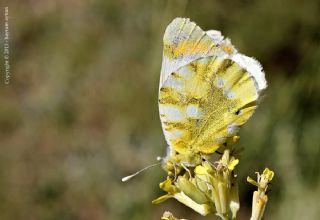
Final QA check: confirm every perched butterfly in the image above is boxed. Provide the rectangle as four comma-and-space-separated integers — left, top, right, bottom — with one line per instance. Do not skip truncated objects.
123, 17, 267, 216
158, 17, 266, 173
149, 17, 267, 216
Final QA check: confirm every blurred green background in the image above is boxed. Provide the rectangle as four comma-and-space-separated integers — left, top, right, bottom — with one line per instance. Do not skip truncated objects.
0, 0, 319, 219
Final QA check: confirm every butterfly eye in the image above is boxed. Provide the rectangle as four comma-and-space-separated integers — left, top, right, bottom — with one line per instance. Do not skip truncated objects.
235, 109, 241, 115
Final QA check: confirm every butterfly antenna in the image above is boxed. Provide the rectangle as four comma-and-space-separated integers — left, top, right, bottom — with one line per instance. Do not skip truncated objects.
121, 161, 162, 182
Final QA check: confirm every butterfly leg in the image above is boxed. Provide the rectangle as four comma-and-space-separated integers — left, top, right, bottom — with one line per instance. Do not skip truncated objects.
173, 163, 178, 182
181, 163, 192, 180
201, 155, 215, 168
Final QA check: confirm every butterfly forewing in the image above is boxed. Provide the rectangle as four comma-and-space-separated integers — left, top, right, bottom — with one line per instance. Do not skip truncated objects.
160, 18, 220, 88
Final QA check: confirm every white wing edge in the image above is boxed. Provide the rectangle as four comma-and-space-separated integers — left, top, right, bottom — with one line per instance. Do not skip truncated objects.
206, 30, 224, 44
230, 53, 267, 92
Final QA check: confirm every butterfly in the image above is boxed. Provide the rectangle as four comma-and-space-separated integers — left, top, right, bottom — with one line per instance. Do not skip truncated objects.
158, 17, 266, 177
123, 17, 267, 216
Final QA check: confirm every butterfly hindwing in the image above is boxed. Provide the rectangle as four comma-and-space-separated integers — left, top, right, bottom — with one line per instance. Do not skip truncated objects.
159, 56, 260, 155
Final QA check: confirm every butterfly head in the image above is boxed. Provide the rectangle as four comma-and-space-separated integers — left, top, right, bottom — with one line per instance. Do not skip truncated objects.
161, 145, 203, 177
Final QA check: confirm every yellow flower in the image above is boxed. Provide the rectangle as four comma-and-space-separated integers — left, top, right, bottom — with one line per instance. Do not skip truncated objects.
247, 168, 275, 220
154, 149, 240, 219
247, 168, 274, 190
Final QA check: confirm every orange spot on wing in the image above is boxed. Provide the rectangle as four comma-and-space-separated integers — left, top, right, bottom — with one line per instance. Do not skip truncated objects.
174, 41, 209, 57
221, 44, 234, 55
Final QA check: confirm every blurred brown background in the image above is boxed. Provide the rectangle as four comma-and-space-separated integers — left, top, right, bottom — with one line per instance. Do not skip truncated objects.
0, 0, 319, 219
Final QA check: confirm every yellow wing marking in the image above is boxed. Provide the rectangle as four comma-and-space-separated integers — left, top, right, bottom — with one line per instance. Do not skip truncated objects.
164, 40, 214, 59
